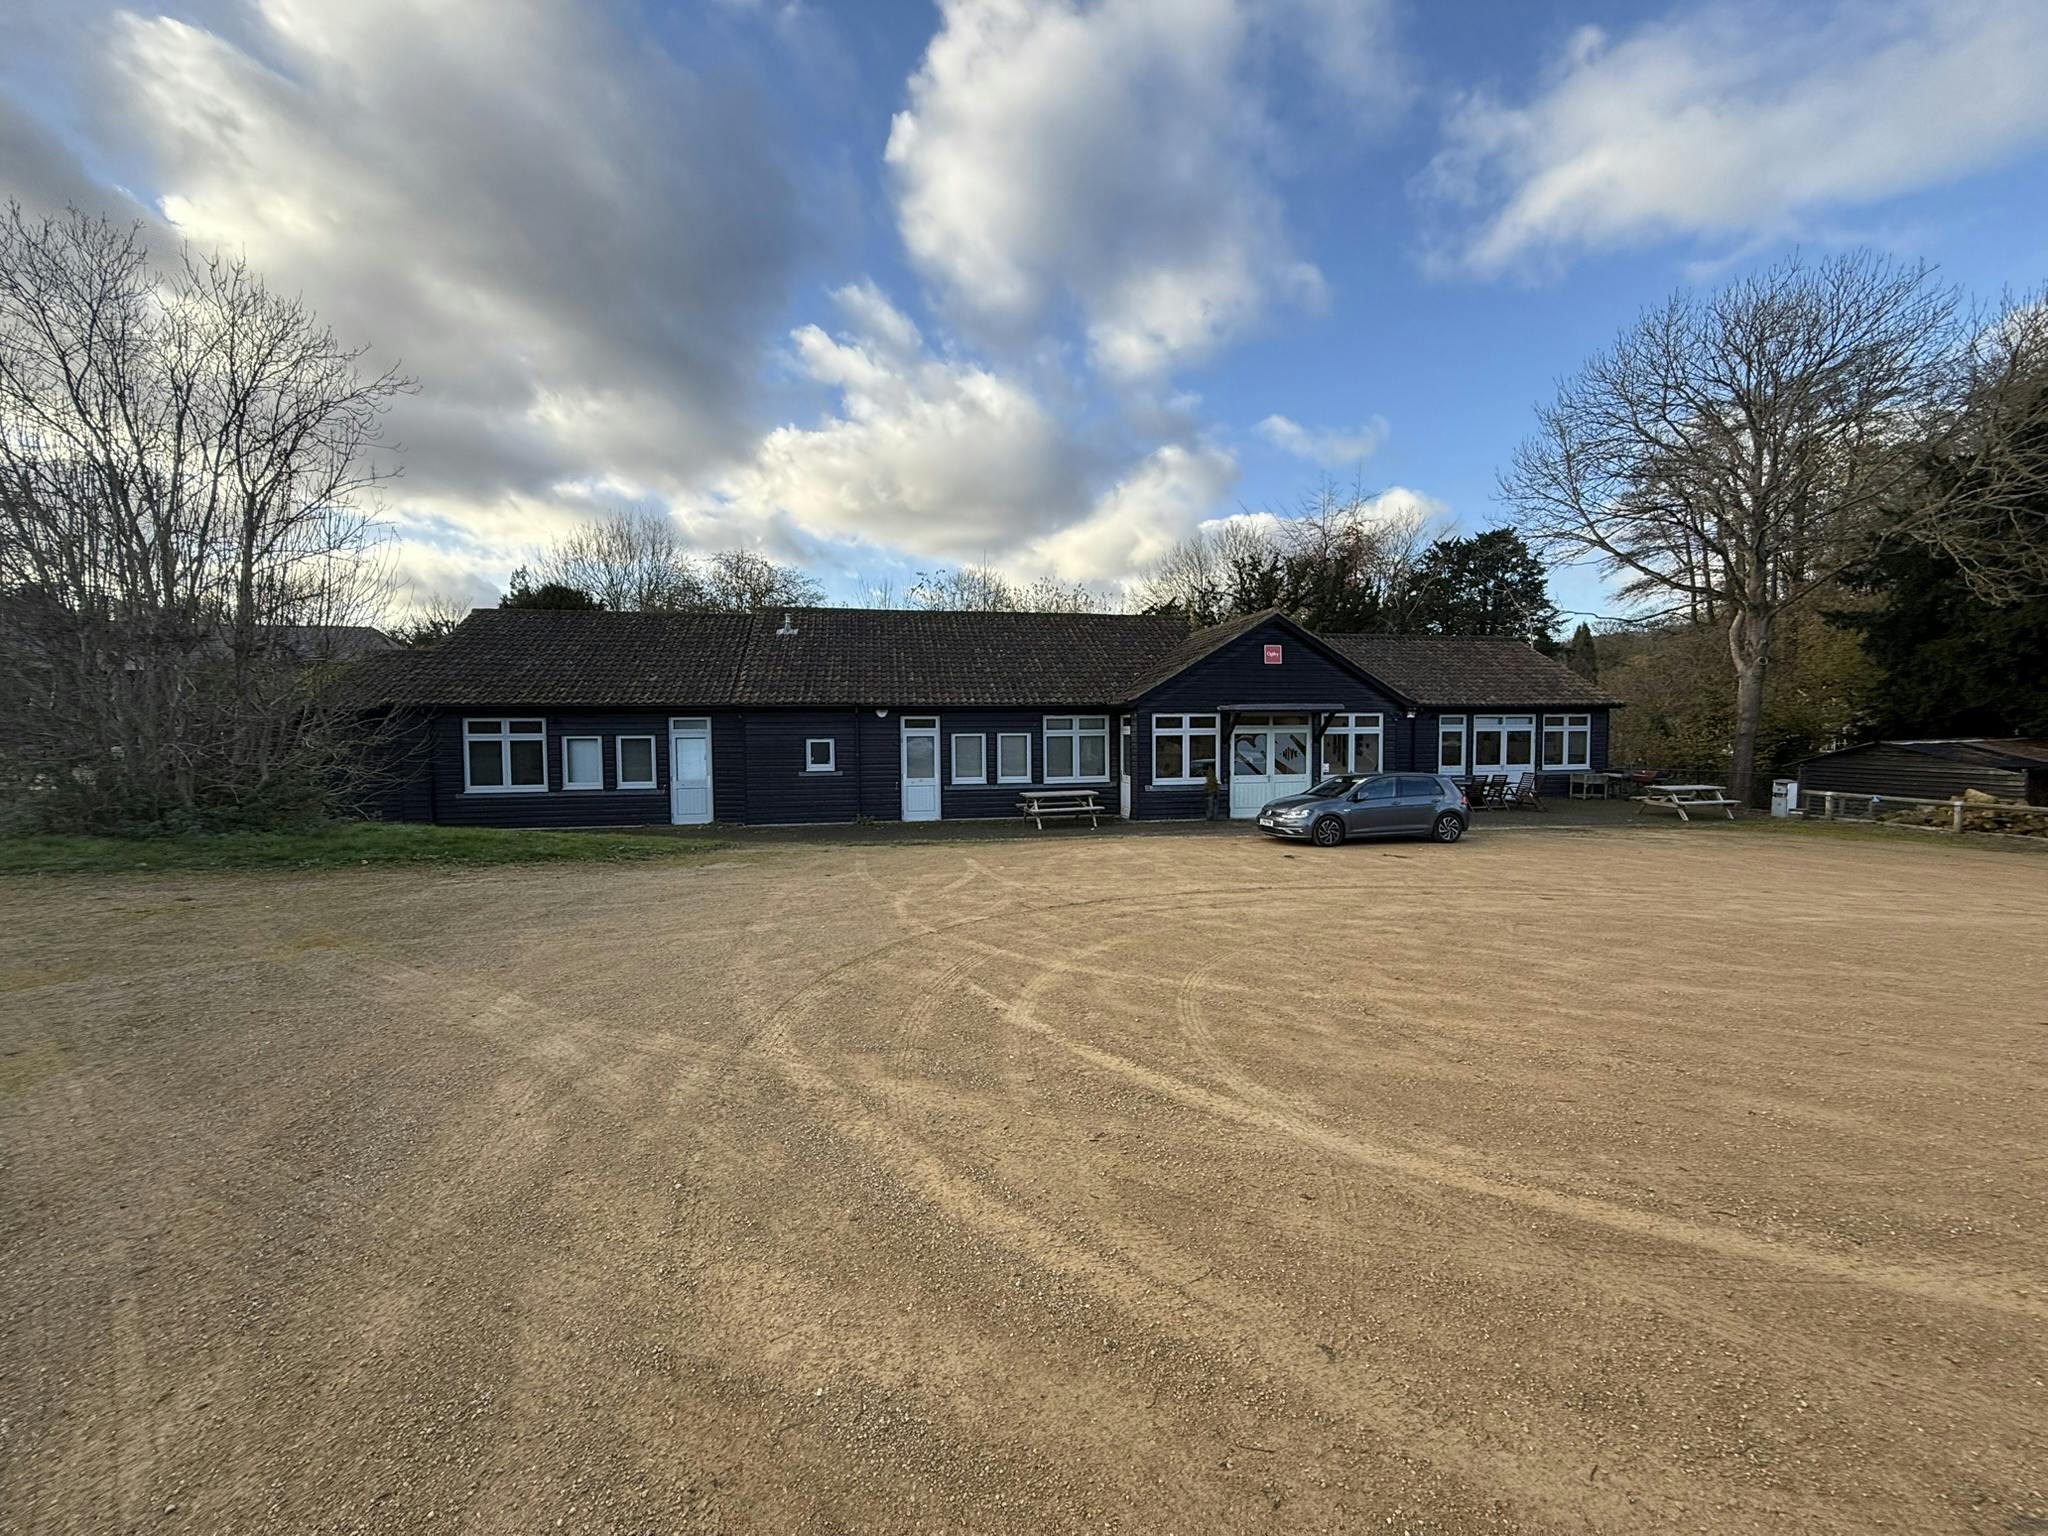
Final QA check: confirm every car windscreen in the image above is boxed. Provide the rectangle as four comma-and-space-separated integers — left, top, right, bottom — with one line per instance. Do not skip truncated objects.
1307, 776, 1359, 798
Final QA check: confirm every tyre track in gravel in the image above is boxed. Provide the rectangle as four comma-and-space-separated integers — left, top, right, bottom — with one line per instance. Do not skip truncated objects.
740, 878, 1853, 1530
794, 861, 2046, 1324
740, 910, 1636, 1532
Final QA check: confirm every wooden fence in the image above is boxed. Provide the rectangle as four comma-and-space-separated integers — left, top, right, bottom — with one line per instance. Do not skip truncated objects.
1805, 791, 2048, 835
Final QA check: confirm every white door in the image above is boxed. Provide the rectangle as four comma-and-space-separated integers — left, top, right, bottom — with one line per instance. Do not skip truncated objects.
1118, 717, 1132, 818
901, 717, 940, 822
1228, 725, 1311, 818
669, 719, 712, 825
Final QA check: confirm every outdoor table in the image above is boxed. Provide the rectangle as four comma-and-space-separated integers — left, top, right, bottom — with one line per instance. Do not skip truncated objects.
1636, 783, 1738, 822
1568, 771, 1610, 800
1017, 788, 1103, 830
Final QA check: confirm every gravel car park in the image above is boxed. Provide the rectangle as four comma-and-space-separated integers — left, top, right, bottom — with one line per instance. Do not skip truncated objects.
4, 828, 2044, 1533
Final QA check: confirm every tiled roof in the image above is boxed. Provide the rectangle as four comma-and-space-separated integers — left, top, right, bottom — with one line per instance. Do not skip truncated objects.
735, 608, 1186, 706
364, 609, 753, 706
1322, 633, 1622, 707
360, 607, 1625, 711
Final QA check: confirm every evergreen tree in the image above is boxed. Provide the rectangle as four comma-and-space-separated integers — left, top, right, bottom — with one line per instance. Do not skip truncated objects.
500, 566, 601, 610
1400, 530, 1560, 642
1835, 543, 2048, 737
1564, 622, 1600, 681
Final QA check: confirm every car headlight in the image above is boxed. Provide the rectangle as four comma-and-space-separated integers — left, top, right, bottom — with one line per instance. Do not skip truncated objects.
1273, 805, 1311, 819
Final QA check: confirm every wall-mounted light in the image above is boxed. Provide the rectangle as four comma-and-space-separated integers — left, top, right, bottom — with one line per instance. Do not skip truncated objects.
875, 708, 890, 718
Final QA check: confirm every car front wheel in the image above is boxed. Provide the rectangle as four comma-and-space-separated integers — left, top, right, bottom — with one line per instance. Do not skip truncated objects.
1312, 815, 1346, 847
1433, 813, 1464, 844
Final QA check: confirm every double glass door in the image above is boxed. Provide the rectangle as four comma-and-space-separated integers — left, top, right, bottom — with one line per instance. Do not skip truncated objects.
1228, 718, 1310, 818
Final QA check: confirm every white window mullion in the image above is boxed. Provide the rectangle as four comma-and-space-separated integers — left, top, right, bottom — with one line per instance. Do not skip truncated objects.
463, 717, 548, 793
1045, 715, 1110, 783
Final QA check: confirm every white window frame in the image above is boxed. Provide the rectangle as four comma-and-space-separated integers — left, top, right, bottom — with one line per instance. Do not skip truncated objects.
996, 732, 1032, 784
1474, 713, 1537, 772
951, 733, 987, 785
804, 738, 836, 773
1437, 715, 1467, 775
1318, 713, 1384, 777
1150, 712, 1220, 785
462, 717, 549, 794
1542, 713, 1592, 771
616, 735, 657, 790
1043, 715, 1110, 784
562, 734, 604, 791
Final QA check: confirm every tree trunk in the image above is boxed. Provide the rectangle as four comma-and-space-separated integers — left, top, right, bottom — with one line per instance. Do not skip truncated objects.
1727, 607, 1775, 804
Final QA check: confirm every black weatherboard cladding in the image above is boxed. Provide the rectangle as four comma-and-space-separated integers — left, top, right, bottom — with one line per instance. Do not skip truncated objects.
427, 709, 745, 827
1131, 619, 1412, 820
367, 606, 1616, 826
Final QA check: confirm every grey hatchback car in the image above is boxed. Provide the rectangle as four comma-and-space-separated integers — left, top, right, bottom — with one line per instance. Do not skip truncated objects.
1256, 772, 1469, 846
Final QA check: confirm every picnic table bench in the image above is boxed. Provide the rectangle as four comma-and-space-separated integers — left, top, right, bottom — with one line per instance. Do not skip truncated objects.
1635, 783, 1739, 822
1018, 787, 1103, 830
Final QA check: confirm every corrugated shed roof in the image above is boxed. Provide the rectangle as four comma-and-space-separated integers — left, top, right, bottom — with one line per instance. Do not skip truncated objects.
1322, 633, 1622, 707
1888, 738, 2048, 770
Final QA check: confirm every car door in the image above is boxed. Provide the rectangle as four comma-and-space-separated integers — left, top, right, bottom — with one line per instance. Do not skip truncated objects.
1344, 775, 1401, 835
1396, 775, 1446, 832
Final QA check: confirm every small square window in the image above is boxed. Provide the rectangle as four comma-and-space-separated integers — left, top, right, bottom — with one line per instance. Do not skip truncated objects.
617, 735, 657, 789
997, 733, 1030, 783
952, 734, 986, 784
563, 736, 603, 790
805, 738, 836, 772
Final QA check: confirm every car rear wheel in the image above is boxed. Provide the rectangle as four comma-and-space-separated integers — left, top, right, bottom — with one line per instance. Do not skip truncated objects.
1312, 815, 1345, 847
1433, 813, 1464, 844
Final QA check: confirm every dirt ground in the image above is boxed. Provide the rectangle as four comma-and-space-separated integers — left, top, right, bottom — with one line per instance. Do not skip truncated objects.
2, 824, 2044, 1535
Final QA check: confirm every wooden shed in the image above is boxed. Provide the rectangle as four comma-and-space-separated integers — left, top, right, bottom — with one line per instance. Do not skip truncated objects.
1793, 738, 2048, 806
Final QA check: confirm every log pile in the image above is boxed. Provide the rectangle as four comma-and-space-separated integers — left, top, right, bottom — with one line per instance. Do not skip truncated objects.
1881, 788, 2048, 838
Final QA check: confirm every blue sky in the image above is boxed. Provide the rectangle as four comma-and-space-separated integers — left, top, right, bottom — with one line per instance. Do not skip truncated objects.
4, 0, 2047, 624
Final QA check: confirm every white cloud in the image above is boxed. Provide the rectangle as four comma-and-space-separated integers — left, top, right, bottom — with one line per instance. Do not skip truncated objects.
715, 285, 1091, 558
1349, 484, 1449, 527
1255, 413, 1389, 467
885, 0, 1400, 380
1423, 0, 2048, 275
1023, 442, 1240, 582
85, 0, 808, 506
712, 280, 1252, 585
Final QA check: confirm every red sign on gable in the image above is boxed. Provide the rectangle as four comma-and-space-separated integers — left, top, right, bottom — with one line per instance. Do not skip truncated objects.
1263, 643, 1283, 665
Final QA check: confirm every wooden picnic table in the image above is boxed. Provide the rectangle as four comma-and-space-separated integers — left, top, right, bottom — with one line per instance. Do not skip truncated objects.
1636, 783, 1738, 822
1017, 787, 1103, 830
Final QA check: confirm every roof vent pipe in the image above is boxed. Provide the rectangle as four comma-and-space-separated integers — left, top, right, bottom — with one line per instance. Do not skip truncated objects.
776, 613, 797, 637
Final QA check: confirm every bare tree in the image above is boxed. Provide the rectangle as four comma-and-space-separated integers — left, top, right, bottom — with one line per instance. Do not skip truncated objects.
386, 591, 472, 648
0, 204, 410, 829
1500, 252, 2046, 800
534, 504, 706, 611
901, 562, 1104, 613
1135, 477, 1433, 631
907, 562, 1016, 612
1917, 291, 2048, 600
701, 548, 823, 611
1135, 517, 1278, 624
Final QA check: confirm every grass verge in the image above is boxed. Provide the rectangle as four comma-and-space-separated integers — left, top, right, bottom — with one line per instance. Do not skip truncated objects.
0, 821, 733, 875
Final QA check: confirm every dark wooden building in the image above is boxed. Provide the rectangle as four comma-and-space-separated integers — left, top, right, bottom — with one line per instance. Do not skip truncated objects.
1793, 738, 2048, 806
363, 606, 1618, 828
